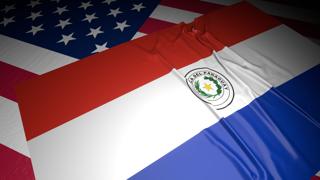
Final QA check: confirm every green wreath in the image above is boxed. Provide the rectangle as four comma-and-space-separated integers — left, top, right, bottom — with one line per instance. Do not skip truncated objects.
194, 76, 222, 99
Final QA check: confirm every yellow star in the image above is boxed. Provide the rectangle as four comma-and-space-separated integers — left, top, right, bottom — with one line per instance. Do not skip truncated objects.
203, 83, 213, 91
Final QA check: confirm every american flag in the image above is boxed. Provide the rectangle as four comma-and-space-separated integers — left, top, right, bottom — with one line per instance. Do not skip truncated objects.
0, 0, 319, 179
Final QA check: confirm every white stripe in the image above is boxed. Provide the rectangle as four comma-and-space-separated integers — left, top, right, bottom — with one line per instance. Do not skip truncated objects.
177, 25, 319, 119
28, 71, 217, 180
0, 96, 30, 157
230, 25, 320, 86
150, 5, 201, 24
247, 0, 320, 24
131, 32, 146, 40
316, 170, 320, 177
309, 38, 320, 45
0, 35, 77, 75
201, 0, 240, 6
27, 25, 320, 179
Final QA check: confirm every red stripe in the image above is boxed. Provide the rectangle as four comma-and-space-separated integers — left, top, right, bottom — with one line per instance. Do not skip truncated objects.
0, 61, 38, 102
193, 2, 280, 46
275, 16, 320, 39
311, 176, 320, 180
0, 144, 35, 180
160, 0, 223, 14
139, 18, 176, 34
197, 0, 320, 41
16, 2, 280, 140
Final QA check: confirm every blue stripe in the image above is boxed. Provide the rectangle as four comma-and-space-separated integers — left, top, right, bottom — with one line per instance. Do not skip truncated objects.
131, 65, 320, 180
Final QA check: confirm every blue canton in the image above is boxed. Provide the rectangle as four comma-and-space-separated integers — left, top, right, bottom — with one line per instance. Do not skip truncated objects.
0, 0, 159, 58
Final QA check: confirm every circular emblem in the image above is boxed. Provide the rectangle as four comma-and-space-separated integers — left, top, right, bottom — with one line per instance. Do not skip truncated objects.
185, 68, 234, 110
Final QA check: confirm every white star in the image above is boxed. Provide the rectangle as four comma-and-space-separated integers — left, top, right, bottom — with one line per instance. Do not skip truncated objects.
26, 24, 44, 35
0, 16, 15, 27
131, 3, 145, 12
102, 0, 116, 5
82, 13, 98, 23
26, 11, 42, 21
78, 1, 93, 10
27, 0, 41, 8
86, 26, 103, 38
114, 20, 130, 32
1, 4, 15, 13
55, 18, 71, 29
57, 33, 76, 45
53, 6, 68, 15
92, 42, 108, 53
108, 8, 122, 17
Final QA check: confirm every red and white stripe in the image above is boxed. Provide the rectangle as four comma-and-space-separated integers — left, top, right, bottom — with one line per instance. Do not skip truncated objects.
311, 171, 320, 180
